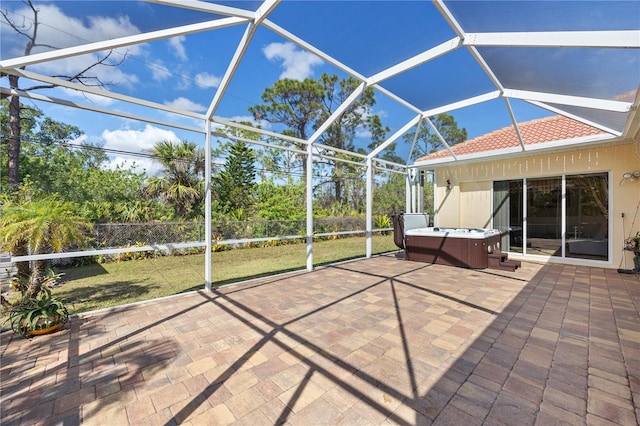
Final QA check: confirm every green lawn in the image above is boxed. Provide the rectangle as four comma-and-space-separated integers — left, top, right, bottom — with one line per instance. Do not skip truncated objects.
53, 235, 398, 314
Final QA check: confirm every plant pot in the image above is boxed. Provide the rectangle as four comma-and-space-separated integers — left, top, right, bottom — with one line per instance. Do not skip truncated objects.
26, 322, 63, 336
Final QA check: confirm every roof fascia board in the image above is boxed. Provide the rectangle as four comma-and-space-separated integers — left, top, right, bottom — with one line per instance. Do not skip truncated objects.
525, 100, 622, 136
5, 68, 206, 120
0, 17, 247, 70
464, 30, 640, 48
368, 114, 422, 159
367, 37, 461, 85
423, 90, 501, 116
0, 86, 204, 134
522, 134, 616, 152
262, 19, 367, 81
307, 82, 367, 145
504, 89, 631, 113
146, 0, 257, 19
414, 133, 616, 168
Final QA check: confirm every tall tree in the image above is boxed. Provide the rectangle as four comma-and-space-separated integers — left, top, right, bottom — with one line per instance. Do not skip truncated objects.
214, 141, 256, 218
404, 113, 468, 161
1, 0, 125, 190
142, 140, 205, 219
250, 73, 382, 206
249, 78, 324, 177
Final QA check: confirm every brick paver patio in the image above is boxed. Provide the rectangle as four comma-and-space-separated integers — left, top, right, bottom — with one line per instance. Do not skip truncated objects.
1, 254, 639, 425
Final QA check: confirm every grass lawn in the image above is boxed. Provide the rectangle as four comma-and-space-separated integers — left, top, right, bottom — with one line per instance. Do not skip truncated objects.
52, 234, 398, 314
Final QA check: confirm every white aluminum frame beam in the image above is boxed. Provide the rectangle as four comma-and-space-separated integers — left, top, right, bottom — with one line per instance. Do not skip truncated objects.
367, 37, 461, 85
5, 68, 206, 120
504, 89, 632, 113
424, 117, 457, 160
207, 0, 280, 117
368, 114, 422, 159
0, 87, 204, 134
503, 98, 526, 151
525, 100, 622, 136
262, 20, 367, 81
464, 30, 640, 48
0, 17, 247, 70
423, 90, 502, 117
146, 0, 257, 20
306, 82, 367, 145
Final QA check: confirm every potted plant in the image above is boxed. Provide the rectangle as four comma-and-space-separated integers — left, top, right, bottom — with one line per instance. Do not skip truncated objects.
624, 231, 640, 272
1, 194, 91, 336
7, 277, 69, 337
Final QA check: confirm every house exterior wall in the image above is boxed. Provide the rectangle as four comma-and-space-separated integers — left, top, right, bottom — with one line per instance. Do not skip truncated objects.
431, 141, 640, 268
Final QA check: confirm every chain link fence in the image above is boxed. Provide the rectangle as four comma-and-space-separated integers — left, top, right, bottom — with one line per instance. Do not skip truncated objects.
93, 217, 367, 248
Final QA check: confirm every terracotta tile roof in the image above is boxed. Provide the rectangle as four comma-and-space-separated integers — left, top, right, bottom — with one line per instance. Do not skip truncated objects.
416, 115, 607, 162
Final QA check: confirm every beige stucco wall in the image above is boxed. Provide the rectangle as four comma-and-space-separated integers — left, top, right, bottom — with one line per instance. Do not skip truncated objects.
430, 141, 640, 268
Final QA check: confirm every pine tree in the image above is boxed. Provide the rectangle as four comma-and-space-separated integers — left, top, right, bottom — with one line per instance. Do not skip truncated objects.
215, 141, 256, 217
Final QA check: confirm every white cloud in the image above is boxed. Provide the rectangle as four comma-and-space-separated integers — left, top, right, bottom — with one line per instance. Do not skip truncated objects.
169, 36, 188, 61
148, 61, 172, 81
195, 72, 222, 89
164, 97, 207, 113
263, 42, 323, 80
4, 4, 141, 87
101, 124, 181, 175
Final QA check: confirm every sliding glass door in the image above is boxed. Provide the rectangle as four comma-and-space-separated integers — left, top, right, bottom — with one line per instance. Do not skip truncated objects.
493, 173, 608, 261
565, 173, 608, 261
493, 180, 523, 253
527, 177, 562, 257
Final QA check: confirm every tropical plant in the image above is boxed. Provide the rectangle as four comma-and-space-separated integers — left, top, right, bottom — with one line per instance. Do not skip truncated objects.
0, 195, 92, 301
142, 140, 205, 219
374, 214, 392, 229
6, 276, 69, 338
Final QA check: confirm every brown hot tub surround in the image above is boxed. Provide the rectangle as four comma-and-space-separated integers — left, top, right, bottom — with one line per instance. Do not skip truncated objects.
393, 214, 520, 271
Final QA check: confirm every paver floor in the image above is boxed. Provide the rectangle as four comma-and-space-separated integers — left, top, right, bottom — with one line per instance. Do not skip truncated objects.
1, 254, 639, 425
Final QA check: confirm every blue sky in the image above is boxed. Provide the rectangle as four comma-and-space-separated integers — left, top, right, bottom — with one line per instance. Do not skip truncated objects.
1, 1, 638, 174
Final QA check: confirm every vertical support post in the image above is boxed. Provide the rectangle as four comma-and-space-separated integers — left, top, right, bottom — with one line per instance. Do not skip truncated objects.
204, 120, 212, 291
306, 143, 314, 271
365, 157, 373, 258
418, 171, 424, 213
410, 170, 417, 213
406, 169, 412, 213
561, 174, 566, 258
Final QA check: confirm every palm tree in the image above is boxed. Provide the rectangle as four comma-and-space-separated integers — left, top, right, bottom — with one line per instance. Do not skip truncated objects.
143, 140, 205, 219
0, 197, 92, 300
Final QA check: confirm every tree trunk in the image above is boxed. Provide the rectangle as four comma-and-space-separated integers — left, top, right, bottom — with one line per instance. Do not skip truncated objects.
26, 259, 48, 299
13, 240, 30, 293
7, 75, 21, 189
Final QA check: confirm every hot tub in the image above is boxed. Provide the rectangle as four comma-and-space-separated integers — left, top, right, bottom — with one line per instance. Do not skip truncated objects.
404, 227, 501, 269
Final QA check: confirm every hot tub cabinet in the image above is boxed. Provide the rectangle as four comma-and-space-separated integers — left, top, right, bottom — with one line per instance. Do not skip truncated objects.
405, 227, 501, 269
392, 214, 520, 271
